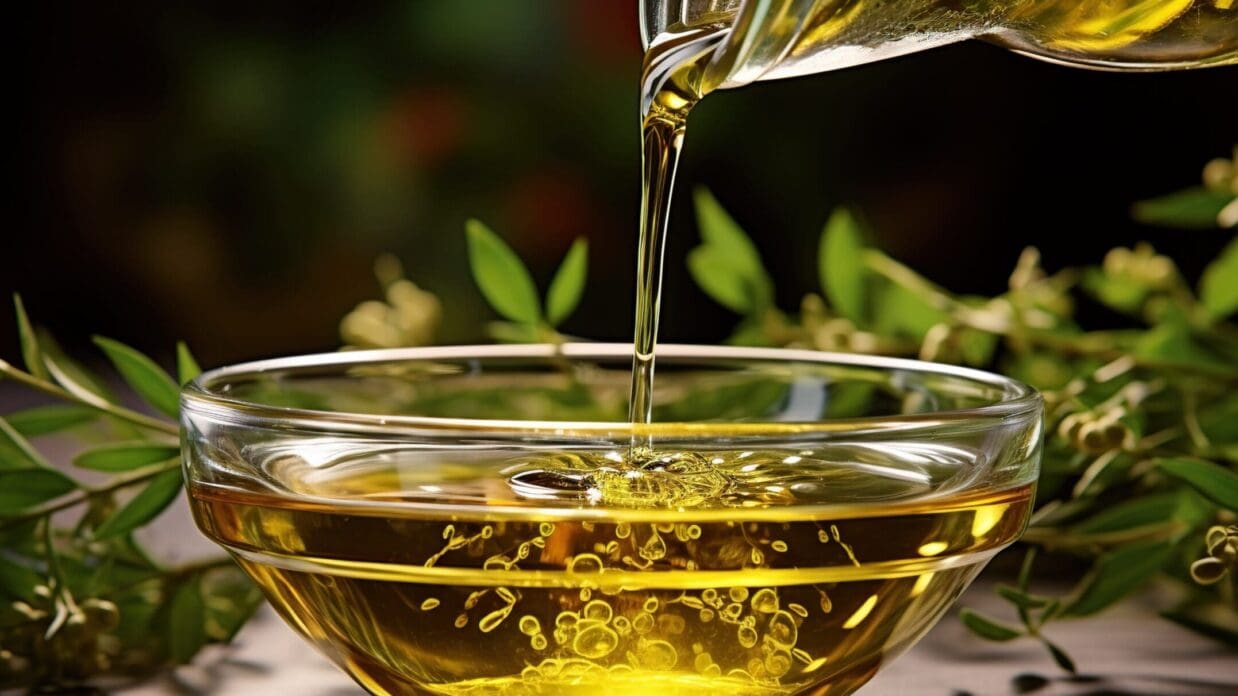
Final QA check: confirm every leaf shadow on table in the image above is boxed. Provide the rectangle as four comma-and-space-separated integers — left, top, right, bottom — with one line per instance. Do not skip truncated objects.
951, 671, 1238, 696
914, 615, 1236, 696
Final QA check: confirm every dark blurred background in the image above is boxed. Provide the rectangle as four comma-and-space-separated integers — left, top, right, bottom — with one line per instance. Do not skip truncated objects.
7, 1, 1236, 369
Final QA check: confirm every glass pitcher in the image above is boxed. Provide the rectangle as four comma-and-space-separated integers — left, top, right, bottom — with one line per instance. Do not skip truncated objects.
641, 0, 1237, 93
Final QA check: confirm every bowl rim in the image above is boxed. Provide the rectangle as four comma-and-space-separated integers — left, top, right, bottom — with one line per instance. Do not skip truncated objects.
181, 343, 1041, 437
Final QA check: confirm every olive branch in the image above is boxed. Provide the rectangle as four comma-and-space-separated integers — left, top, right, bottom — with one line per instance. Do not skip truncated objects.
0, 309, 261, 688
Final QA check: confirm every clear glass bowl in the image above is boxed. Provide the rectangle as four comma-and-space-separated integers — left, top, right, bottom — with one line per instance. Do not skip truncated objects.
182, 344, 1042, 696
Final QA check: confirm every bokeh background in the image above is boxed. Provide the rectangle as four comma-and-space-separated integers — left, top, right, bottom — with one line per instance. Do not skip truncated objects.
7, 0, 1236, 369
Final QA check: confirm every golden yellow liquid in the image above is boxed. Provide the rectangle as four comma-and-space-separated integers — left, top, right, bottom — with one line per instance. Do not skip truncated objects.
189, 444, 1034, 695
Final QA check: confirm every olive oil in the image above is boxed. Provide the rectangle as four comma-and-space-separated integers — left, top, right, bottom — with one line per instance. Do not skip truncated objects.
189, 443, 1035, 695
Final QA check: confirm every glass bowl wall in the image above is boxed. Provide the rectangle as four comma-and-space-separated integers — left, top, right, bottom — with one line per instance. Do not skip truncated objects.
182, 344, 1042, 696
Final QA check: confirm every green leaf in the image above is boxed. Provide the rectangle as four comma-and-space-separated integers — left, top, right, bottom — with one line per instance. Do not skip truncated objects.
94, 337, 182, 418
693, 188, 773, 312
465, 219, 542, 325
169, 576, 208, 664
0, 468, 77, 511
819, 208, 867, 322
177, 342, 203, 385
39, 332, 115, 405
74, 444, 180, 473
0, 554, 43, 602
959, 608, 1023, 641
1198, 392, 1238, 445
1133, 320, 1235, 375
1133, 187, 1233, 229
1041, 638, 1077, 674
1082, 267, 1148, 314
0, 416, 50, 470
1071, 490, 1209, 535
94, 468, 183, 539
874, 282, 949, 341
958, 327, 998, 367
1156, 458, 1238, 511
12, 294, 48, 380
996, 585, 1052, 610
202, 569, 263, 642
688, 246, 758, 314
1062, 540, 1174, 617
544, 238, 588, 326
1199, 236, 1238, 319
1017, 547, 1037, 591
7, 404, 98, 438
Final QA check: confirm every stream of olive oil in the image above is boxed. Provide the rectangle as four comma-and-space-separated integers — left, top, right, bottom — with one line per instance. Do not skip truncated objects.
190, 445, 1034, 695
627, 26, 725, 432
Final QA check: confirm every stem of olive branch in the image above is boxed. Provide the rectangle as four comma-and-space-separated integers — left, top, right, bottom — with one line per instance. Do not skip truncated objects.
0, 358, 179, 436
0, 459, 182, 530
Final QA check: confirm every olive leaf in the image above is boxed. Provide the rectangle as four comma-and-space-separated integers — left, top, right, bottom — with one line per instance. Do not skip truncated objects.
691, 188, 773, 314
1062, 540, 1175, 617
1133, 187, 1234, 229
0, 416, 52, 469
1199, 237, 1237, 319
41, 332, 115, 405
465, 219, 542, 325
819, 208, 867, 323
1042, 638, 1077, 674
94, 468, 184, 539
959, 608, 1023, 641
1156, 458, 1238, 511
94, 337, 182, 418
1133, 320, 1234, 374
0, 554, 43, 601
688, 245, 762, 314
13, 294, 49, 380
873, 281, 948, 340
1082, 267, 1149, 314
996, 585, 1052, 610
169, 576, 208, 664
75, 444, 180, 473
0, 468, 77, 511
203, 571, 263, 642
1071, 489, 1212, 536
545, 238, 588, 326
177, 341, 203, 385
7, 404, 98, 437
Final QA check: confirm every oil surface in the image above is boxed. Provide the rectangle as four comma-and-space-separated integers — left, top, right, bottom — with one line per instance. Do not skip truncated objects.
189, 444, 1034, 695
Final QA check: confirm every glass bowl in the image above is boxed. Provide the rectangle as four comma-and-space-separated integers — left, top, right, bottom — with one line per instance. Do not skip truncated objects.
181, 344, 1042, 696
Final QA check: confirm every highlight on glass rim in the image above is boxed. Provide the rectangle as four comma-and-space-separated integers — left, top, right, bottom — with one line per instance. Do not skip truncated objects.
3, 2, 1235, 695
